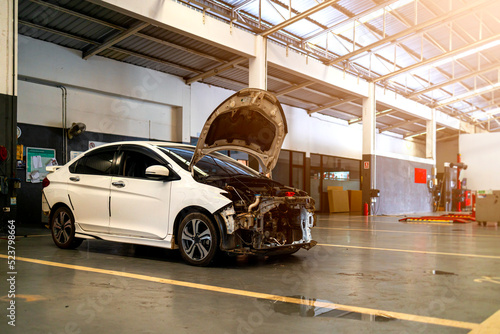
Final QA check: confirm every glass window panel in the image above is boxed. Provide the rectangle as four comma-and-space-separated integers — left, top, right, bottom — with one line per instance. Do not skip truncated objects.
292, 167, 303, 190
75, 151, 114, 175
292, 151, 304, 165
273, 150, 290, 186
310, 154, 321, 167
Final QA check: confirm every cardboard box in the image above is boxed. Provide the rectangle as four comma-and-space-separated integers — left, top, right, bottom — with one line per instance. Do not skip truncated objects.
327, 186, 342, 213
328, 188, 350, 213
348, 190, 362, 212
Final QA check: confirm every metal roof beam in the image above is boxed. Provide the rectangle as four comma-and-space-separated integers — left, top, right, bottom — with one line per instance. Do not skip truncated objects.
407, 63, 500, 98
28, 0, 229, 64
28, 0, 124, 30
19, 20, 202, 75
303, 0, 400, 42
261, 0, 339, 37
475, 113, 500, 125
19, 20, 98, 45
437, 133, 459, 142
307, 96, 359, 114
404, 127, 445, 139
380, 118, 420, 133
233, 0, 256, 11
274, 81, 313, 96
436, 85, 500, 108
348, 109, 396, 125
327, 0, 494, 66
108, 46, 201, 74
82, 21, 149, 60
375, 33, 500, 83
184, 57, 247, 85
235, 64, 363, 105
374, 2, 495, 110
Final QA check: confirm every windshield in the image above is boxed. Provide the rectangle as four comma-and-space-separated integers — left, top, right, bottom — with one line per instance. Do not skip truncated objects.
158, 146, 260, 178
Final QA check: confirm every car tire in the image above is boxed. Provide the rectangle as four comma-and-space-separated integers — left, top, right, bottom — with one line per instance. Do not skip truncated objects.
178, 212, 219, 266
51, 206, 83, 249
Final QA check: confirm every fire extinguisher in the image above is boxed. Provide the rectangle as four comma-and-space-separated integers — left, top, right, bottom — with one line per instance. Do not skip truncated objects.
0, 146, 7, 161
363, 202, 369, 216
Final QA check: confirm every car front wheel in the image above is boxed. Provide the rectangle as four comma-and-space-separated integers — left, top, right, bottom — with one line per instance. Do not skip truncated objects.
51, 206, 83, 249
178, 213, 219, 266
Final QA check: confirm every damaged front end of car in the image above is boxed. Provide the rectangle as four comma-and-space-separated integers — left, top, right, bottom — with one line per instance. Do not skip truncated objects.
215, 186, 317, 255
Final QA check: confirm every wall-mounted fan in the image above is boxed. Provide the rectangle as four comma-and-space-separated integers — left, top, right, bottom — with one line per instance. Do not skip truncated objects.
67, 122, 86, 139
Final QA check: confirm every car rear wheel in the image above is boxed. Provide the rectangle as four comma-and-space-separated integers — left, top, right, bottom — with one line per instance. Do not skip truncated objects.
51, 206, 83, 249
178, 213, 218, 266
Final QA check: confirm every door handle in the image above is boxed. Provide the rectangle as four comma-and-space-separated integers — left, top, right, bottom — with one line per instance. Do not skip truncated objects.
112, 181, 125, 188
69, 176, 80, 182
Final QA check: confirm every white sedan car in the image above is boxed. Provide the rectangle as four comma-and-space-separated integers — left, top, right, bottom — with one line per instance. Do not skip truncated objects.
42, 89, 316, 266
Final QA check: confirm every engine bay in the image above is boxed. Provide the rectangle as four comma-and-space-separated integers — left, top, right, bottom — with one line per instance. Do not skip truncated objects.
204, 175, 316, 253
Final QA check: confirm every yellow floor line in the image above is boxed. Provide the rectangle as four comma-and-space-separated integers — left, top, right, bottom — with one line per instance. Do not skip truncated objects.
0, 254, 478, 330
318, 243, 500, 260
315, 227, 500, 238
468, 309, 500, 334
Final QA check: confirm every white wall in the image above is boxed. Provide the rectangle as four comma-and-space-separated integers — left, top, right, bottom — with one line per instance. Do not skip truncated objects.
376, 133, 425, 158
460, 133, 500, 191
190, 82, 234, 138
189, 82, 364, 159
18, 36, 183, 142
18, 35, 429, 163
282, 106, 362, 159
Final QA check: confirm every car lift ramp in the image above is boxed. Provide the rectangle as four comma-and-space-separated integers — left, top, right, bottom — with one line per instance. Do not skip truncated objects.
399, 214, 475, 224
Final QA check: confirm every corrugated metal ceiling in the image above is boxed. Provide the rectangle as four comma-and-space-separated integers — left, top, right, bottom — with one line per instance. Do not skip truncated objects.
17, 0, 500, 140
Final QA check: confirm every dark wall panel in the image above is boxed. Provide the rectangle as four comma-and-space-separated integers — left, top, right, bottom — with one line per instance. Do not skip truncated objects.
375, 155, 433, 215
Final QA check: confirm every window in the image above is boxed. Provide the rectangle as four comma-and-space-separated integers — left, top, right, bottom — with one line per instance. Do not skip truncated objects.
119, 150, 164, 179
70, 150, 115, 175
160, 146, 259, 178
273, 150, 305, 190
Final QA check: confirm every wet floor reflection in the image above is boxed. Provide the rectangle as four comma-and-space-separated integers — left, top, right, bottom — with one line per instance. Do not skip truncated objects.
263, 295, 396, 322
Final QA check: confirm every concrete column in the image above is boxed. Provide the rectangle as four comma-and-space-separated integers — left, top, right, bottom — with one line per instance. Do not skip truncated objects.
0, 0, 18, 219
248, 35, 267, 89
181, 85, 191, 144
362, 82, 376, 214
426, 108, 436, 161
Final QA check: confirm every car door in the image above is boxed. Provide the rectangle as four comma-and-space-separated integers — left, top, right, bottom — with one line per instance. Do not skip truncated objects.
109, 146, 174, 240
67, 147, 117, 233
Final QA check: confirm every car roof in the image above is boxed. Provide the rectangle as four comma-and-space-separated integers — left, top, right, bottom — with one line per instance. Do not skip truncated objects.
91, 141, 195, 150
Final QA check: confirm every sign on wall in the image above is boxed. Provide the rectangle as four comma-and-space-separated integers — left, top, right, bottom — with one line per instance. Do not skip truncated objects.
414, 168, 427, 184
89, 141, 107, 149
26, 147, 56, 183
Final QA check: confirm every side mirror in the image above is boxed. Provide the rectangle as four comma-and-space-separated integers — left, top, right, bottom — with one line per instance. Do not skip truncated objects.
145, 165, 170, 179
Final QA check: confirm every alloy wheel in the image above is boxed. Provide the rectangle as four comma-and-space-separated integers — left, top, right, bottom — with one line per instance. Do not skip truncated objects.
53, 210, 73, 245
181, 218, 212, 261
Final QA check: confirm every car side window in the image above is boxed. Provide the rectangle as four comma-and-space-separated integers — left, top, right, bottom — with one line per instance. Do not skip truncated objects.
71, 151, 115, 175
120, 150, 164, 179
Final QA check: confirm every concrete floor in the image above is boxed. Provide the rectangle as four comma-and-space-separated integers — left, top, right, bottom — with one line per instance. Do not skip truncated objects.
1, 213, 500, 333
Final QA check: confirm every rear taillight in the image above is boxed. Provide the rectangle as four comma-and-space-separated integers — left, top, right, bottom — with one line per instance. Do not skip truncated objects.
285, 191, 295, 197
42, 177, 50, 188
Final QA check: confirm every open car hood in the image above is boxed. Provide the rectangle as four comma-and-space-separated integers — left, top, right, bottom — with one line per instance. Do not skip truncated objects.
190, 88, 288, 174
